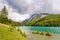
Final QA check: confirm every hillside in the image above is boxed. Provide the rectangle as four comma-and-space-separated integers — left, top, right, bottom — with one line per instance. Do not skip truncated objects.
24, 14, 60, 26
0, 23, 27, 40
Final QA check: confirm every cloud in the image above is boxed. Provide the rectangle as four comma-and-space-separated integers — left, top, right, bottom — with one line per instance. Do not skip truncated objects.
1, 0, 60, 22
0, 0, 5, 10
6, 0, 28, 14
6, 0, 60, 14
8, 11, 30, 22
52, 0, 60, 11
0, 0, 30, 22
6, 0, 43, 14
3, 0, 60, 14
8, 7, 30, 22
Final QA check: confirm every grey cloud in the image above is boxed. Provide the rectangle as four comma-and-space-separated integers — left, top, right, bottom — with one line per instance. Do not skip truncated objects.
6, 0, 28, 13
5, 0, 58, 14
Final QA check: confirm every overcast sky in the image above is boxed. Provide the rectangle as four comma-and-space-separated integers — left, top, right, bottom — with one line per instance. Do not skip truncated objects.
0, 0, 60, 22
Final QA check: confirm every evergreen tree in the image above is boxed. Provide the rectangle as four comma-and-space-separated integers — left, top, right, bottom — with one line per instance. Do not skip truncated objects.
0, 6, 8, 24
0, 6, 8, 19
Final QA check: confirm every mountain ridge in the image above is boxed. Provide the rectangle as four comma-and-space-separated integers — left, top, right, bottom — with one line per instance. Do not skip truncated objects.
22, 14, 60, 26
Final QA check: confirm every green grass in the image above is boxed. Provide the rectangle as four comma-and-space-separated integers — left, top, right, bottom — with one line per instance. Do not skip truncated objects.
0, 23, 27, 40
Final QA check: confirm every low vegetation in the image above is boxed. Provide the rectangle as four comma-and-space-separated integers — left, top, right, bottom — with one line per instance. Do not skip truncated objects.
0, 23, 27, 40
45, 32, 52, 36
17, 27, 27, 37
32, 31, 52, 36
0, 6, 27, 40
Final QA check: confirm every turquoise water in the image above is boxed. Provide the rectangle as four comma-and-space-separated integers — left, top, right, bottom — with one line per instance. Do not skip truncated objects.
19, 26, 60, 34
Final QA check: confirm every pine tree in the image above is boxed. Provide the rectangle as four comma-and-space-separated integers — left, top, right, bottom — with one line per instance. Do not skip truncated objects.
0, 6, 8, 19
0, 6, 8, 23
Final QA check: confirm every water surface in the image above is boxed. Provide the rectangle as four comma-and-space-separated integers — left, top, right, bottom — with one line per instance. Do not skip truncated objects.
18, 26, 60, 34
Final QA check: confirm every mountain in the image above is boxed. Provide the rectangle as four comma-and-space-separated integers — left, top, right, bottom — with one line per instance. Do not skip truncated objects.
23, 13, 41, 23
23, 14, 60, 26
35, 14, 60, 26
23, 13, 50, 25
23, 13, 50, 23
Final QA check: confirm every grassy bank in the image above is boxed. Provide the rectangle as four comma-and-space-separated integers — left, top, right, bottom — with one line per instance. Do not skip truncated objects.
0, 23, 27, 40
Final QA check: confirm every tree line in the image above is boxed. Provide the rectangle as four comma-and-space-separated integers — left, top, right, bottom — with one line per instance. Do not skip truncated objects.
0, 6, 22, 27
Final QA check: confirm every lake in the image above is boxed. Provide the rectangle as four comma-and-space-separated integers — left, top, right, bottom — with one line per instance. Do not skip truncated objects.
17, 26, 60, 34
16, 26, 60, 40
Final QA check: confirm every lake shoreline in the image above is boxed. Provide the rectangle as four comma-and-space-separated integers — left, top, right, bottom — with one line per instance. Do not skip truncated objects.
25, 31, 60, 40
